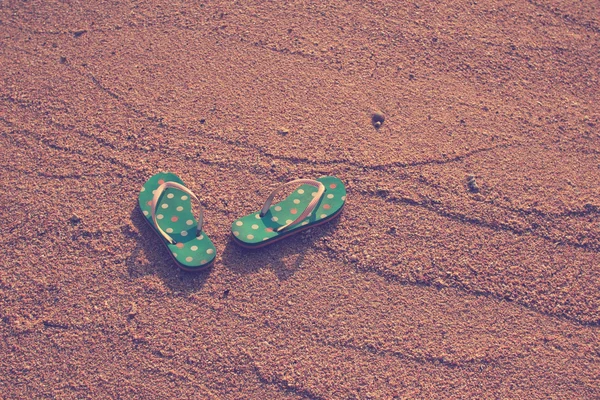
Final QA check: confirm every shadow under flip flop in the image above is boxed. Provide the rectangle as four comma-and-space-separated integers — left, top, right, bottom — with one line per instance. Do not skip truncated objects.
220, 216, 342, 281
127, 204, 211, 294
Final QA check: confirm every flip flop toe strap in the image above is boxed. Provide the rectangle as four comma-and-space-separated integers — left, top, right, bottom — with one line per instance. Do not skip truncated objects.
259, 179, 325, 232
151, 181, 203, 244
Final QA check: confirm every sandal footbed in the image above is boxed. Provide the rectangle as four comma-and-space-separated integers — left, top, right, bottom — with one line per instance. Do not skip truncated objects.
231, 176, 346, 247
138, 172, 216, 270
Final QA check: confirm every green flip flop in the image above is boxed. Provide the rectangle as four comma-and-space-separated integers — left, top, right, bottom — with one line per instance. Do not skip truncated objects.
231, 176, 346, 248
138, 172, 216, 271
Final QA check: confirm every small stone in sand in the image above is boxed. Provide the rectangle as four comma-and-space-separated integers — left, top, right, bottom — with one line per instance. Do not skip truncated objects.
372, 111, 385, 128
277, 127, 289, 135
466, 174, 479, 193
69, 214, 82, 225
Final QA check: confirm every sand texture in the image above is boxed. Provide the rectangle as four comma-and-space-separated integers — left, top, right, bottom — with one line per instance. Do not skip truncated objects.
1, 0, 599, 398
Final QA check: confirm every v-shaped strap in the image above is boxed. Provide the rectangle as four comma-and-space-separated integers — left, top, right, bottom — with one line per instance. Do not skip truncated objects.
151, 181, 204, 244
259, 179, 325, 232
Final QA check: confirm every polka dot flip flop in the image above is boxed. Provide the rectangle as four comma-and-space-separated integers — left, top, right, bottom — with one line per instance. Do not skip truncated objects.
231, 176, 346, 248
138, 172, 216, 271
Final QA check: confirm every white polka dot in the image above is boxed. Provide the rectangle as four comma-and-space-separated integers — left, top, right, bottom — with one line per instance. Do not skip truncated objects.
341, 195, 346, 201
191, 246, 198, 251
173, 253, 178, 258
311, 192, 317, 197
186, 257, 193, 262
298, 189, 304, 194
320, 214, 327, 218
181, 230, 188, 237
293, 199, 300, 204
152, 190, 157, 194
143, 210, 149, 216
327, 194, 334, 199
161, 203, 168, 209
301, 221, 309, 226
167, 193, 174, 199
286, 219, 293, 224
255, 214, 261, 219
141, 187, 146, 192
157, 214, 164, 220
263, 237, 268, 241
233, 231, 240, 236
200, 259, 207, 264
271, 216, 279, 222
236, 221, 243, 226
247, 234, 254, 240
252, 224, 259, 230
206, 249, 214, 255
186, 219, 194, 225
274, 206, 282, 212
197, 234, 204, 240
181, 195, 188, 200
176, 206, 183, 212
166, 228, 173, 233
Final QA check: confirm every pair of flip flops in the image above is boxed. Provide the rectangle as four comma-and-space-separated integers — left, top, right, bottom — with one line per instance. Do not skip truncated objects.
138, 172, 346, 271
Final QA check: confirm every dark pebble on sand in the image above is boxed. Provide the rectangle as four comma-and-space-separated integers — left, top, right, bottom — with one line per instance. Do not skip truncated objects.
467, 175, 480, 193
372, 111, 385, 128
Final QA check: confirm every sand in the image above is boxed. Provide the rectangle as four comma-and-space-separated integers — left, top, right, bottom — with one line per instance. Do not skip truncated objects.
1, 0, 599, 398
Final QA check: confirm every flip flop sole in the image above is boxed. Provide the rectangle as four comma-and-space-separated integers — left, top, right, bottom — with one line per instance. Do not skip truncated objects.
138, 172, 216, 271
231, 206, 344, 249
231, 176, 346, 247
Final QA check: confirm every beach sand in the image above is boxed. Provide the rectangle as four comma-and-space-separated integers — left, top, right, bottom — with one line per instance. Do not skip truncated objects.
1, 0, 599, 398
